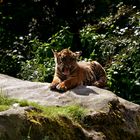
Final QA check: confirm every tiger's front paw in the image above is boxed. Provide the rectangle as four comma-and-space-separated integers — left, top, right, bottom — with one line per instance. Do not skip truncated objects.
93, 81, 100, 87
50, 82, 59, 90
56, 82, 67, 92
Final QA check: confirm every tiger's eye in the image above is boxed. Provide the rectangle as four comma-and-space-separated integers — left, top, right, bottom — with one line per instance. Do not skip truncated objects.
70, 57, 75, 61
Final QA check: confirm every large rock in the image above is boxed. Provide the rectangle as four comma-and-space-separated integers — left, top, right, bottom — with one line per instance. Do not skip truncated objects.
0, 74, 140, 140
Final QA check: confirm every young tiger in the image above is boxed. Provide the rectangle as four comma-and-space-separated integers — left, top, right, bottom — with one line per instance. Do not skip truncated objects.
50, 48, 107, 91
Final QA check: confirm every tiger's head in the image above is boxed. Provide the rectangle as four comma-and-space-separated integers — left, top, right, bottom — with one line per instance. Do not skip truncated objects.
52, 49, 81, 76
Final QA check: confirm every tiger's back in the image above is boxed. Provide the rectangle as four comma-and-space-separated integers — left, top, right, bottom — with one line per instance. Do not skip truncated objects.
78, 61, 107, 87
50, 49, 107, 91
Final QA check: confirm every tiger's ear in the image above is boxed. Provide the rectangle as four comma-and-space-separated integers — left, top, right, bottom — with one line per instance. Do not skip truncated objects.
75, 51, 82, 58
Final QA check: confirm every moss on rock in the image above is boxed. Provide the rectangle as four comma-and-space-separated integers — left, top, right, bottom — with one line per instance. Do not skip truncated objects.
24, 108, 89, 140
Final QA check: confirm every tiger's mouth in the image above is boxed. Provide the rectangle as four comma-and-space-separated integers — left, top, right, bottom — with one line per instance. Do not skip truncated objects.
62, 67, 70, 76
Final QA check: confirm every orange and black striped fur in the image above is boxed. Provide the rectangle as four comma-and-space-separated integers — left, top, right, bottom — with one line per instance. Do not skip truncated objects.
50, 49, 107, 91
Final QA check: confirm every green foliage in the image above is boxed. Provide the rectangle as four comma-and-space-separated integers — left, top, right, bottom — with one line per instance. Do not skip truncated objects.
19, 39, 54, 82
106, 11, 140, 102
80, 26, 107, 61
107, 37, 140, 101
48, 26, 73, 51
0, 33, 34, 77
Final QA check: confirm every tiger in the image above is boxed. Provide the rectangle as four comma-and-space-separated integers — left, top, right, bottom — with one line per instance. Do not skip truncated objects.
50, 48, 107, 92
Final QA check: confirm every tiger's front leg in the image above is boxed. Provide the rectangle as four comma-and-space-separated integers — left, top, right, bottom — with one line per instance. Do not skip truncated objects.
56, 78, 79, 92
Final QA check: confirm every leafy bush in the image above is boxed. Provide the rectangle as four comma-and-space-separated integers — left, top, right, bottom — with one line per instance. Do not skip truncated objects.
0, 33, 35, 77
107, 11, 140, 103
107, 36, 140, 100
19, 39, 54, 82
47, 26, 73, 51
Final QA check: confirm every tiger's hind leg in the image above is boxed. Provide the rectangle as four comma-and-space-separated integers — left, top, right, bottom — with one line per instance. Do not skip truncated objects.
91, 61, 107, 88
92, 78, 107, 88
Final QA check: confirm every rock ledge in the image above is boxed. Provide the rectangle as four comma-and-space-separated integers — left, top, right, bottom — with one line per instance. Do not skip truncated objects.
0, 74, 140, 140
